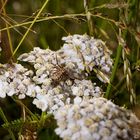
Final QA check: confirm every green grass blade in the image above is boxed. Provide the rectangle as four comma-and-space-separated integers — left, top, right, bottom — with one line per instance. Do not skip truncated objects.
105, 43, 123, 99
11, 0, 49, 59
0, 107, 16, 140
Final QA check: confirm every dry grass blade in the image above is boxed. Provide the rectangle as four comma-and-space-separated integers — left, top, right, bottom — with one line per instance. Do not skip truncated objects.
122, 42, 136, 105
10, 0, 49, 60
1, 0, 13, 62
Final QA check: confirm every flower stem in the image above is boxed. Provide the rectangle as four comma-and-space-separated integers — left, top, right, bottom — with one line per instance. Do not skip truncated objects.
10, 0, 49, 60
0, 107, 16, 140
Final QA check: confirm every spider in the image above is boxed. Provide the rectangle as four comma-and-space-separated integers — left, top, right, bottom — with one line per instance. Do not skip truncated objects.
49, 55, 84, 86
50, 64, 68, 84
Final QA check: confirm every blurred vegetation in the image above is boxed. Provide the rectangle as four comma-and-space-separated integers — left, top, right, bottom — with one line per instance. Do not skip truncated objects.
0, 0, 140, 139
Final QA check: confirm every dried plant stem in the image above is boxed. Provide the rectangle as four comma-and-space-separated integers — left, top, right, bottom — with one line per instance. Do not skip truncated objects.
1, 0, 14, 62
10, 0, 49, 60
12, 98, 39, 121
0, 13, 122, 33
122, 47, 136, 105
1, 13, 36, 34
121, 0, 137, 105
84, 0, 94, 35
0, 14, 85, 32
0, 0, 7, 13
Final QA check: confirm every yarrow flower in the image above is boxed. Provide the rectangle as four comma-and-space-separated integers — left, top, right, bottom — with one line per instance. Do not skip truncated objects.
71, 79, 102, 98
32, 79, 102, 113
17, 37, 105, 112
0, 63, 41, 99
60, 34, 113, 83
0, 38, 103, 112
0, 34, 139, 140
18, 47, 86, 84
18, 34, 113, 83
54, 97, 139, 140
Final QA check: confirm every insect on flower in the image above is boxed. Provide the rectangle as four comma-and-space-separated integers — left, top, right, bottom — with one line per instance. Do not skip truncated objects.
50, 64, 68, 83
49, 55, 84, 86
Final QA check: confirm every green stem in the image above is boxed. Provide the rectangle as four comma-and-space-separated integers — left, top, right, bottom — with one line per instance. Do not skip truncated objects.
105, 43, 123, 99
110, 75, 126, 96
39, 112, 46, 127
0, 107, 16, 140
10, 0, 49, 60
12, 97, 38, 121
39, 112, 53, 128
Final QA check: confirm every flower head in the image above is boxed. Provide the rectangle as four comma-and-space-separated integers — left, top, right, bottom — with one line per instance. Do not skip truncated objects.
0, 63, 40, 99
60, 34, 113, 83
54, 97, 139, 140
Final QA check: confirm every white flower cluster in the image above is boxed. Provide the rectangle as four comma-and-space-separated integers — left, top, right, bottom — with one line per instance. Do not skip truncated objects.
0, 43, 101, 113
18, 47, 86, 82
0, 63, 41, 99
32, 79, 102, 112
18, 47, 58, 85
0, 34, 139, 140
59, 34, 113, 82
71, 79, 101, 98
54, 97, 139, 140
19, 35, 113, 83
17, 46, 102, 112
17, 36, 106, 112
